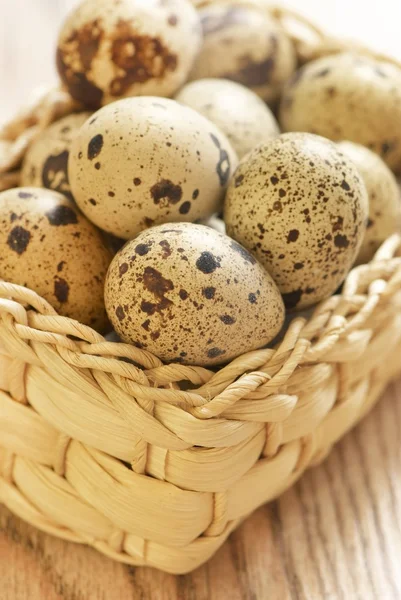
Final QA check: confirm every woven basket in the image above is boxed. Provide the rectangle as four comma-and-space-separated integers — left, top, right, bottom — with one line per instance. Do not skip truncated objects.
1, 6, 401, 575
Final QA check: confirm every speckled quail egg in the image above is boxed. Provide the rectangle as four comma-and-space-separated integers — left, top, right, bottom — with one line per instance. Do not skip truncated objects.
224, 133, 369, 310
56, 0, 202, 108
20, 113, 91, 201
104, 223, 285, 366
279, 52, 401, 172
69, 96, 238, 239
337, 141, 401, 264
176, 78, 279, 158
0, 188, 112, 330
189, 1, 296, 104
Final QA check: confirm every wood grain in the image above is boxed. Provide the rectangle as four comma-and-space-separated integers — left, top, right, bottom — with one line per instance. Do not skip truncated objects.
1, 1, 401, 598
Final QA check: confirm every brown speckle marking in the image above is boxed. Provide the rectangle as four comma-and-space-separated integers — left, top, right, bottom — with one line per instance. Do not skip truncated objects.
192, 189, 199, 200
207, 347, 226, 359
134, 178, 142, 186
109, 21, 178, 96
116, 305, 125, 321
203, 287, 216, 299
220, 314, 236, 325
196, 252, 221, 274
179, 289, 189, 300
89, 198, 97, 206
287, 229, 299, 243
151, 179, 183, 205
57, 261, 66, 273
334, 234, 350, 249
142, 319, 150, 331
140, 266, 174, 315
87, 134, 104, 160
248, 293, 257, 304
18, 191, 33, 199
135, 243, 151, 256
119, 262, 128, 276
179, 201, 191, 215
42, 150, 72, 200
159, 240, 172, 258
54, 277, 69, 303
7, 226, 31, 255
46, 205, 78, 226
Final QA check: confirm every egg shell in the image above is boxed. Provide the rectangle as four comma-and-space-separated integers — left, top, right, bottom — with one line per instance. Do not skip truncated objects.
104, 223, 285, 366
56, 0, 202, 108
337, 141, 401, 264
189, 2, 296, 104
69, 97, 238, 239
279, 52, 401, 172
176, 78, 279, 158
224, 133, 369, 310
0, 188, 112, 331
20, 113, 91, 201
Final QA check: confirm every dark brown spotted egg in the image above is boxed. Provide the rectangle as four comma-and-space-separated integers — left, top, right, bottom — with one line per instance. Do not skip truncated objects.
176, 78, 279, 158
279, 52, 401, 172
104, 223, 285, 366
56, 0, 202, 109
189, 1, 296, 104
20, 113, 91, 201
224, 133, 369, 310
69, 97, 238, 239
337, 141, 401, 264
0, 188, 112, 330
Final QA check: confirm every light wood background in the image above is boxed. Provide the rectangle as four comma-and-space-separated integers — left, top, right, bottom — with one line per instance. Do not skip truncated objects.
1, 1, 401, 599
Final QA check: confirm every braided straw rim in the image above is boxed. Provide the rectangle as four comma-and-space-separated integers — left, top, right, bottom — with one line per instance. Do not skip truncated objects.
1, 5, 401, 573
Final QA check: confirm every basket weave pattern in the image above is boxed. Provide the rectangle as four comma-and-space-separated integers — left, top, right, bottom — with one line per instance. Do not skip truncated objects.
1, 236, 401, 572
1, 13, 401, 573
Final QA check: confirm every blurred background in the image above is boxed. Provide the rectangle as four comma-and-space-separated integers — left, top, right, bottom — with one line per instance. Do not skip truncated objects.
1, 0, 401, 121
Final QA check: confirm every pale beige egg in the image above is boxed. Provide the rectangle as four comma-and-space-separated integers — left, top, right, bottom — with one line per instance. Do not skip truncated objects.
104, 223, 285, 366
279, 52, 401, 172
0, 187, 112, 331
21, 113, 91, 201
225, 133, 369, 310
176, 78, 279, 158
189, 1, 296, 104
69, 97, 238, 239
338, 141, 401, 264
56, 0, 202, 108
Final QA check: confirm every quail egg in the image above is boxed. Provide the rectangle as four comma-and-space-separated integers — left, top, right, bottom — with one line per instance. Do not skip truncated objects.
189, 1, 296, 104
337, 141, 401, 264
56, 0, 202, 109
69, 97, 238, 239
104, 223, 285, 366
176, 78, 279, 158
225, 133, 369, 310
0, 188, 112, 330
279, 52, 401, 172
20, 113, 91, 201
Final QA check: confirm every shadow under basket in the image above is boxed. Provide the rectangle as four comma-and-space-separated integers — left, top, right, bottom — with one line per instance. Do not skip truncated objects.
1, 235, 401, 573
1, 88, 401, 574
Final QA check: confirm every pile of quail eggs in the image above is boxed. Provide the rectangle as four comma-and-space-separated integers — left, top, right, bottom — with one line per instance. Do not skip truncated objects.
1, 0, 401, 367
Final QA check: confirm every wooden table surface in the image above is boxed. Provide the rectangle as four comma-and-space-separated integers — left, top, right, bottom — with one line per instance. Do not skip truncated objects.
1, 1, 401, 599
